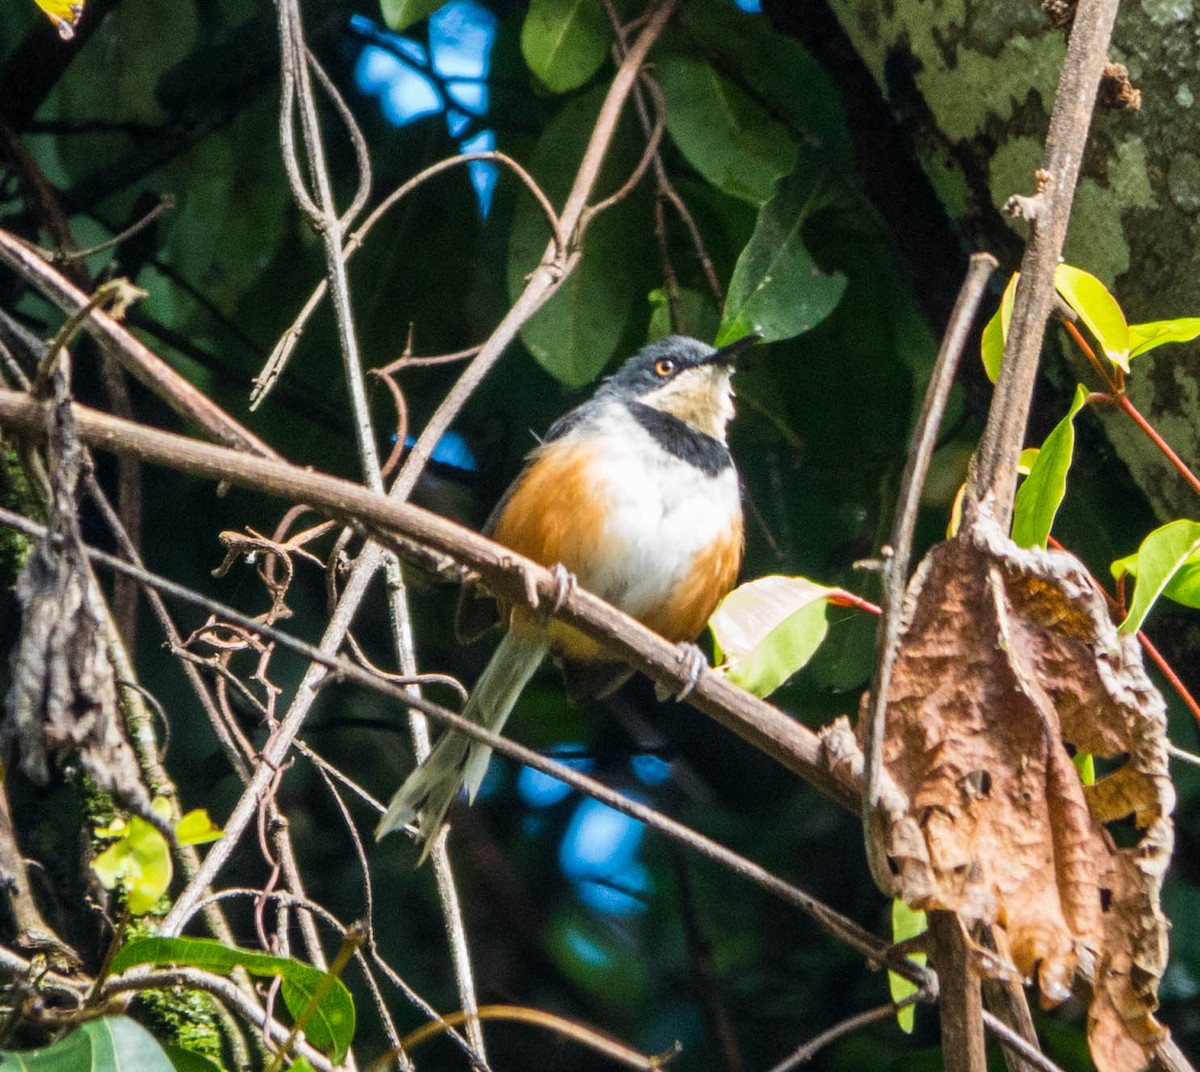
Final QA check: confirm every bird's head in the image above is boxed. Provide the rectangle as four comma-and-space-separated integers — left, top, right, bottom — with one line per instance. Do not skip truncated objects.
599, 334, 760, 441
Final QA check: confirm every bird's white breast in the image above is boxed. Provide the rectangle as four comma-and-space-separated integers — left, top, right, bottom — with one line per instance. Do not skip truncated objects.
564, 402, 741, 617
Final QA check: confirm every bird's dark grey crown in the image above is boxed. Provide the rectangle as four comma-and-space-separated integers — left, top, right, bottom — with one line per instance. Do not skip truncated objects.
596, 336, 717, 398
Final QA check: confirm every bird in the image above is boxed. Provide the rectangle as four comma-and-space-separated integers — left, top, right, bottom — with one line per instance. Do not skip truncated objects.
376, 333, 758, 857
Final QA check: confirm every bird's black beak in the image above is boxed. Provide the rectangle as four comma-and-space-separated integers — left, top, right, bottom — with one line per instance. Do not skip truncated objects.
707, 333, 761, 368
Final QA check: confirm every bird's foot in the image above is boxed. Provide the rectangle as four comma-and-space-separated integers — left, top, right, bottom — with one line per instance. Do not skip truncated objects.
536, 563, 576, 625
667, 642, 708, 701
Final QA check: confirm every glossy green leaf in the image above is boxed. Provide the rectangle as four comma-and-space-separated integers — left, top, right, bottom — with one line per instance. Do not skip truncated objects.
710, 575, 837, 697
1053, 264, 1130, 372
888, 900, 927, 1035
0, 1016, 179, 1072
520, 0, 609, 93
379, 0, 449, 30
162, 1044, 223, 1072
655, 55, 797, 206
1011, 384, 1089, 549
112, 938, 355, 1060
1114, 544, 1200, 610
1111, 519, 1200, 634
717, 160, 846, 345
507, 89, 651, 386
673, 3, 854, 169
1128, 317, 1200, 359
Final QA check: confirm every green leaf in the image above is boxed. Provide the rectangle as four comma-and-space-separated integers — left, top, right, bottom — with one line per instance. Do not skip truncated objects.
1011, 384, 1089, 549
655, 56, 797, 206
379, 0, 449, 31
507, 89, 652, 386
709, 575, 837, 697
111, 938, 355, 1060
980, 272, 1020, 383
717, 160, 847, 346
980, 306, 1004, 384
647, 287, 720, 344
93, 816, 173, 915
162, 1044, 224, 1072
0, 1016, 179, 1072
1128, 317, 1200, 359
673, 4, 854, 169
1000, 270, 1018, 337
888, 900, 928, 1035
1053, 264, 1130, 372
1073, 752, 1095, 785
520, 0, 609, 93
1111, 519, 1200, 634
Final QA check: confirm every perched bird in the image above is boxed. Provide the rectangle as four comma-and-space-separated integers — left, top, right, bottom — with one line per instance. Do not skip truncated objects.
376, 334, 758, 856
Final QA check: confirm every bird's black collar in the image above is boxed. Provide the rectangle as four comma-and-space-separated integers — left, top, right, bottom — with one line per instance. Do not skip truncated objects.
625, 401, 732, 477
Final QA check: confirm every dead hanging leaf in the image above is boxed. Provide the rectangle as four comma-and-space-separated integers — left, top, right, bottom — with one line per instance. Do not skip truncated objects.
2, 350, 148, 812
864, 510, 1174, 1072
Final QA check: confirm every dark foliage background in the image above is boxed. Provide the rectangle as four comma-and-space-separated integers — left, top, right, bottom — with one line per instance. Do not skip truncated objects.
1, 0, 1197, 1069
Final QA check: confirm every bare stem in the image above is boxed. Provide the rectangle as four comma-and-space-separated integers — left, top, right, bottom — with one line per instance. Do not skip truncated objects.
969, 0, 1123, 521
862, 252, 996, 889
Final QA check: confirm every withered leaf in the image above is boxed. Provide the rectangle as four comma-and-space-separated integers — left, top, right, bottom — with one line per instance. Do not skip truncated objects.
864, 511, 1174, 1072
2, 356, 148, 810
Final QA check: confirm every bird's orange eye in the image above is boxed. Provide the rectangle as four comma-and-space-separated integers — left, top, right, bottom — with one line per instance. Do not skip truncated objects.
653, 358, 676, 377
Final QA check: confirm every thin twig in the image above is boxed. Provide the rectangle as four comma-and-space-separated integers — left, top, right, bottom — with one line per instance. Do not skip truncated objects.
766, 995, 924, 1072
1061, 319, 1200, 498
0, 503, 923, 982
862, 252, 996, 889
98, 966, 335, 1072
982, 1012, 1069, 1072
0, 391, 862, 806
55, 194, 175, 263
0, 228, 277, 458
275, 0, 378, 491
250, 152, 556, 410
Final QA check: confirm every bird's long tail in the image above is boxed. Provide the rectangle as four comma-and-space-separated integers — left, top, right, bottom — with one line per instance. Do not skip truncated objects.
375, 629, 549, 858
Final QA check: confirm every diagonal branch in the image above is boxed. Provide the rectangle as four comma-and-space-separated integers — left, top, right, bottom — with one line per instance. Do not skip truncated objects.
0, 390, 883, 808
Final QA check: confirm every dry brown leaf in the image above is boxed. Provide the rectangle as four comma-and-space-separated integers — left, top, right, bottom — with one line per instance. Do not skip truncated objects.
2, 352, 148, 812
863, 511, 1174, 1072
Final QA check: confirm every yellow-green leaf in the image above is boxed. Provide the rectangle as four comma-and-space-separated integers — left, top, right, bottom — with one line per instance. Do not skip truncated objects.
176, 808, 223, 846
1073, 752, 1095, 785
1053, 264, 1130, 372
981, 272, 1020, 383
1128, 317, 1200, 360
1112, 519, 1200, 634
93, 816, 172, 914
1011, 384, 1089, 549
709, 575, 837, 697
888, 899, 927, 1034
34, 0, 84, 39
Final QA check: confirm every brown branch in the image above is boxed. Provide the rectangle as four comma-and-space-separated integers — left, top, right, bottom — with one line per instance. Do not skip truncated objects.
928, 912, 986, 1072
0, 389, 853, 808
968, 0, 1123, 522
862, 252, 996, 886
0, 503, 915, 977
0, 229, 277, 458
